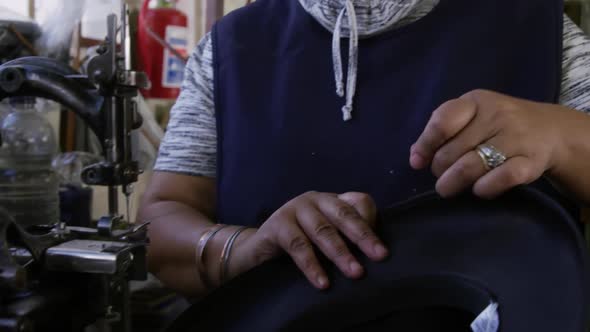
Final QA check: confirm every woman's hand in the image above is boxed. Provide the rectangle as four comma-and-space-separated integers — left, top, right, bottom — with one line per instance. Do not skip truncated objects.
410, 89, 577, 199
229, 191, 389, 289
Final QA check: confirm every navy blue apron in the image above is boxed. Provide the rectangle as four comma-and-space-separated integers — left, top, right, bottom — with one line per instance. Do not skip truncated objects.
212, 0, 563, 226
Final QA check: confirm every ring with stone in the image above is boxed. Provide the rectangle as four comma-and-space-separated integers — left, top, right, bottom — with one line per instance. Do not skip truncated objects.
476, 144, 508, 171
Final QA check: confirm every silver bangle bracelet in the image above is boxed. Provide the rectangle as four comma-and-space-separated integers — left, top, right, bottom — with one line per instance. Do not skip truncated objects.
196, 224, 229, 289
219, 226, 248, 284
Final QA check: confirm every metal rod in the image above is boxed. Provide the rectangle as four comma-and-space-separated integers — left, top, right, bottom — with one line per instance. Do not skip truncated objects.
105, 94, 119, 216
122, 3, 132, 71
105, 15, 119, 165
108, 186, 119, 216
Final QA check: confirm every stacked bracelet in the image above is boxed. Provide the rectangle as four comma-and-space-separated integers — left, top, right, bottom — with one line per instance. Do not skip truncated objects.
195, 224, 228, 289
219, 226, 248, 284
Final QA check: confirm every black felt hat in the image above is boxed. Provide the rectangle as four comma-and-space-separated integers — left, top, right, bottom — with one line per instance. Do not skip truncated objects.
170, 186, 590, 332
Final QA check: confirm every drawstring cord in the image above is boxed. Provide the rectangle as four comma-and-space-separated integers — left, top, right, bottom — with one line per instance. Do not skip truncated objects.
332, 0, 359, 121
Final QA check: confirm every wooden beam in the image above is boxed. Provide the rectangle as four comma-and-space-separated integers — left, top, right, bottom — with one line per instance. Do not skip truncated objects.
205, 0, 224, 32
193, 0, 204, 44
28, 0, 35, 19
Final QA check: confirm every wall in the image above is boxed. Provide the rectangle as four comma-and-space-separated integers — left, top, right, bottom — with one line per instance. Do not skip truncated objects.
177, 0, 201, 52
176, 0, 248, 50
0, 1, 29, 16
225, 0, 248, 14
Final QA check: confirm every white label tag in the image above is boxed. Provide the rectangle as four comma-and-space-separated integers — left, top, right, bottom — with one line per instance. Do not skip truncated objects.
162, 25, 188, 88
471, 302, 500, 332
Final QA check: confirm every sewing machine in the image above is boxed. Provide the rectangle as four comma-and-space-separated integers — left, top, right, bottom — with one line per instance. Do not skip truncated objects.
0, 5, 150, 332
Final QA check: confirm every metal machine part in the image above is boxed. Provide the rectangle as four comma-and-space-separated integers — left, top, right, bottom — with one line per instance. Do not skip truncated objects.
0, 5, 150, 332
0, 8, 41, 62
45, 240, 135, 275
84, 8, 148, 220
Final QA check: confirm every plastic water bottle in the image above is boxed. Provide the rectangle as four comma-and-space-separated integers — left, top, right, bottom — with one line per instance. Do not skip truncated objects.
0, 100, 9, 123
0, 97, 59, 228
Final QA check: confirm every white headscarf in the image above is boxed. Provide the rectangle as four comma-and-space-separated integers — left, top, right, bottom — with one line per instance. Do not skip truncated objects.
297, 0, 439, 120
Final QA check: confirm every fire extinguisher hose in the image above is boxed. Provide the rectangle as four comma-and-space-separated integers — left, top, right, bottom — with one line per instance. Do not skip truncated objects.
144, 24, 189, 64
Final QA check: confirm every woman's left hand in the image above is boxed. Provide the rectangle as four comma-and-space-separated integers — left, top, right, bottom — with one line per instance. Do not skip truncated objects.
410, 89, 576, 199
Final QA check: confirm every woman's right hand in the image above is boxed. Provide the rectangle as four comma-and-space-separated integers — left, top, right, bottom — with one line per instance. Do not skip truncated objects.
230, 191, 389, 289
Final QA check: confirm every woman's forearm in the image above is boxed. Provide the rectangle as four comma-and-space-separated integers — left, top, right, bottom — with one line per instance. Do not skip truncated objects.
138, 173, 260, 297
141, 200, 216, 296
548, 108, 590, 206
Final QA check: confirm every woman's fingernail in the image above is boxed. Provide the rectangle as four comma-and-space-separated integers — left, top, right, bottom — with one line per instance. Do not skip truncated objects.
374, 244, 389, 258
317, 276, 329, 288
349, 261, 363, 275
410, 152, 426, 168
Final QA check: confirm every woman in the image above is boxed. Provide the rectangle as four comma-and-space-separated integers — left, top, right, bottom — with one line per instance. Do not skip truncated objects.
139, 0, 590, 296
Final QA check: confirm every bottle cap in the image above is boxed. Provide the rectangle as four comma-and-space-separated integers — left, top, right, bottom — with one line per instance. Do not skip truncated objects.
8, 96, 36, 109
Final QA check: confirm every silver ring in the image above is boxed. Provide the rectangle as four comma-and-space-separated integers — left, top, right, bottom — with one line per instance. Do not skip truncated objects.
476, 144, 507, 170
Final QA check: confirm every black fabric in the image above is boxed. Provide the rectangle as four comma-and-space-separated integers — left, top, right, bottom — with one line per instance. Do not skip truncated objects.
342, 307, 474, 332
169, 186, 590, 331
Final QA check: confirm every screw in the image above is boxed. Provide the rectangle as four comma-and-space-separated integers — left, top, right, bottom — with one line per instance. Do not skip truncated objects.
124, 183, 135, 195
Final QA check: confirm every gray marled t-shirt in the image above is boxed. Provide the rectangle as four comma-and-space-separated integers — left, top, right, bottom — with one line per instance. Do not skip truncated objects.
156, 1, 590, 178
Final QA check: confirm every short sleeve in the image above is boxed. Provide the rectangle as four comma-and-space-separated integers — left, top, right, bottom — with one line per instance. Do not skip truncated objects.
154, 33, 218, 178
560, 15, 590, 112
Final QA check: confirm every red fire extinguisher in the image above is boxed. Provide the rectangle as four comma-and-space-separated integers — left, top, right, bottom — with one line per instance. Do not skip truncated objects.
137, 0, 188, 99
